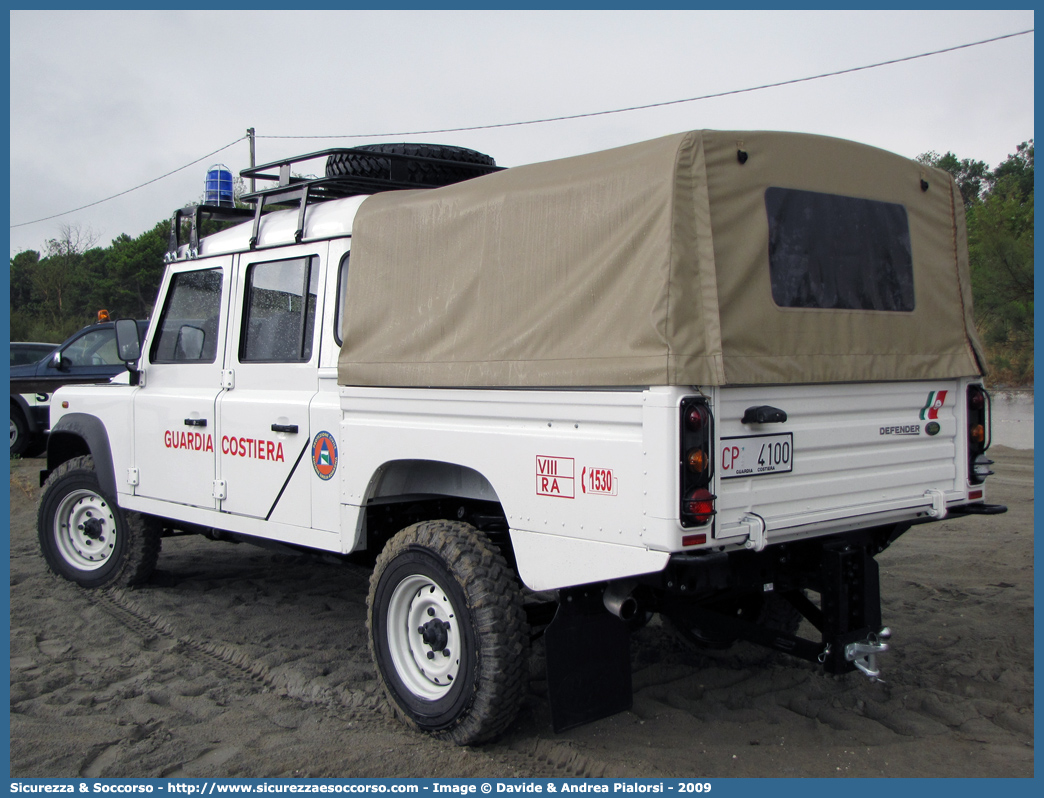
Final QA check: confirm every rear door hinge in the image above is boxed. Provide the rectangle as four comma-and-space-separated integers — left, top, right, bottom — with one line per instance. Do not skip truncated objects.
127, 468, 139, 487
213, 480, 227, 500
222, 369, 235, 389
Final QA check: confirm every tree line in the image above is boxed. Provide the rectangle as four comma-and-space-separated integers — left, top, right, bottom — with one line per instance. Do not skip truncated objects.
9, 142, 1034, 386
918, 141, 1034, 386
10, 220, 169, 344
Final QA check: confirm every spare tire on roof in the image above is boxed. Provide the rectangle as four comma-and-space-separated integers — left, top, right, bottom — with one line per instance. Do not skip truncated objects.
325, 143, 497, 187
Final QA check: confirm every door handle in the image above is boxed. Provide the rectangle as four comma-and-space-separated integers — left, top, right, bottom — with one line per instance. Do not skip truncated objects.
184, 418, 207, 427
271, 423, 299, 434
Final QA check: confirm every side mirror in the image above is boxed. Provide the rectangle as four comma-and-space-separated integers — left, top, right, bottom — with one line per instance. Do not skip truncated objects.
49, 351, 69, 372
115, 319, 142, 363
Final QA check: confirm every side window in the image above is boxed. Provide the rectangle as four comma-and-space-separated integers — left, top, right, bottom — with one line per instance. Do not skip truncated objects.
62, 329, 119, 367
334, 251, 349, 346
150, 268, 224, 363
240, 257, 318, 362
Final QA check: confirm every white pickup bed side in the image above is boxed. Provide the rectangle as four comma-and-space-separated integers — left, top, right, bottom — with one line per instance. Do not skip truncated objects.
338, 386, 670, 591
336, 381, 978, 591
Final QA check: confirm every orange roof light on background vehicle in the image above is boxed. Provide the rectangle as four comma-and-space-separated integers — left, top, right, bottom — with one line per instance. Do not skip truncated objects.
97, 309, 110, 323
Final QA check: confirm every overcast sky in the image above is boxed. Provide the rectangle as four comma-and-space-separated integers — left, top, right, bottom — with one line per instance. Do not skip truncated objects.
8, 9, 1035, 257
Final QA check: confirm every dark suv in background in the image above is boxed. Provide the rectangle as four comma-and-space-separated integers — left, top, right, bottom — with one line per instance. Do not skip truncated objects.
10, 319, 148, 455
11, 342, 58, 367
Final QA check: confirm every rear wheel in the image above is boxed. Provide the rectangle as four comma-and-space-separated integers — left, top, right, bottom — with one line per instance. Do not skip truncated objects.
367, 520, 527, 745
37, 455, 161, 588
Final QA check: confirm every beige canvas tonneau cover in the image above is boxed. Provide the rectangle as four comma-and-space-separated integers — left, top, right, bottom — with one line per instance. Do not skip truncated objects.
338, 130, 985, 387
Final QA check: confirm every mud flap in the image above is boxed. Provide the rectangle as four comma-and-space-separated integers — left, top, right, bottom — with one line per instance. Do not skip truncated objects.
544, 586, 632, 732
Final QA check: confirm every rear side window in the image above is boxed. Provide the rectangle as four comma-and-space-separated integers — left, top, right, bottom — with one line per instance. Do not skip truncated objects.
150, 268, 224, 363
240, 257, 318, 362
765, 187, 915, 312
334, 251, 349, 346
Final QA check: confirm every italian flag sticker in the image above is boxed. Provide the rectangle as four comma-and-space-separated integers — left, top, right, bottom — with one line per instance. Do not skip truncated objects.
920, 390, 948, 420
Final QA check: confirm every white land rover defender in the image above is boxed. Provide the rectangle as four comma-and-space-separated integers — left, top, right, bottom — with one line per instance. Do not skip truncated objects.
38, 131, 1005, 744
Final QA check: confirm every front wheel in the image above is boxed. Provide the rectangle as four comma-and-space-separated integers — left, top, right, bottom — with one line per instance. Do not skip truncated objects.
37, 455, 161, 588
367, 520, 528, 745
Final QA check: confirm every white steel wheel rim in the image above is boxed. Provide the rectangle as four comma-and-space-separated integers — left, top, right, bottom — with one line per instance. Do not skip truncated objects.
386, 573, 463, 701
53, 489, 118, 571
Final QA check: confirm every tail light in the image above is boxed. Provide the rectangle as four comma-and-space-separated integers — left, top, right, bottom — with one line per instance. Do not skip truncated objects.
967, 385, 993, 485
680, 397, 714, 527
683, 488, 715, 524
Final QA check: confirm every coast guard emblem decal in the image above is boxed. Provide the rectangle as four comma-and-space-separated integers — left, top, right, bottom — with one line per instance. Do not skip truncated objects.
311, 431, 338, 480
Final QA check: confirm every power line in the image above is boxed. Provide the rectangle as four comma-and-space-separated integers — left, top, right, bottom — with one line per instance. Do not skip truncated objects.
10, 28, 1032, 230
260, 29, 1034, 140
11, 137, 245, 229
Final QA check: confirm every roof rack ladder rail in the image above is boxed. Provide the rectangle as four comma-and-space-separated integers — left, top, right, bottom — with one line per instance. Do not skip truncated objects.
294, 184, 310, 243
166, 210, 182, 261
249, 195, 267, 250
189, 205, 202, 258
166, 206, 200, 261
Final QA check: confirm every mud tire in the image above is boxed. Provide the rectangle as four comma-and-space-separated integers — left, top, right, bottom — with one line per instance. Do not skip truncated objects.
37, 455, 161, 588
367, 520, 528, 745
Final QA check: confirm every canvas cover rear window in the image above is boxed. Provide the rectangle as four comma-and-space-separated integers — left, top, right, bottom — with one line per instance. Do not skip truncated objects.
765, 187, 915, 313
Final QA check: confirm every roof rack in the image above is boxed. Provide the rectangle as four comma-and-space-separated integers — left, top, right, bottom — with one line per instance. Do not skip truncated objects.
166, 146, 503, 261
166, 204, 254, 262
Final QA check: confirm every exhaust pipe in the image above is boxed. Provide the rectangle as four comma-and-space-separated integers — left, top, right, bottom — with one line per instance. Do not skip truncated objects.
603, 581, 638, 621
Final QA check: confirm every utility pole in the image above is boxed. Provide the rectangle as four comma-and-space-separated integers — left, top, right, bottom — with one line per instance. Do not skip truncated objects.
247, 127, 256, 196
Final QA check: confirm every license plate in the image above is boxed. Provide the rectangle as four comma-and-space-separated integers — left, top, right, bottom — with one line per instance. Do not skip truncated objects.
720, 433, 793, 479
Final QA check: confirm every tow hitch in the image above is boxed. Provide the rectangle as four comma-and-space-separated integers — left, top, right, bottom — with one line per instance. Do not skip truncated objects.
661, 532, 900, 681
845, 627, 891, 682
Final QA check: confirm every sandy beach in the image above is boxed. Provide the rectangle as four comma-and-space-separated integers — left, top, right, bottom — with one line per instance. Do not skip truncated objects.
9, 447, 1033, 778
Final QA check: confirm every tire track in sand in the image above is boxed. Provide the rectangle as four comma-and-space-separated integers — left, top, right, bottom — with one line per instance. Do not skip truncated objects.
85, 587, 387, 720
88, 587, 626, 778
